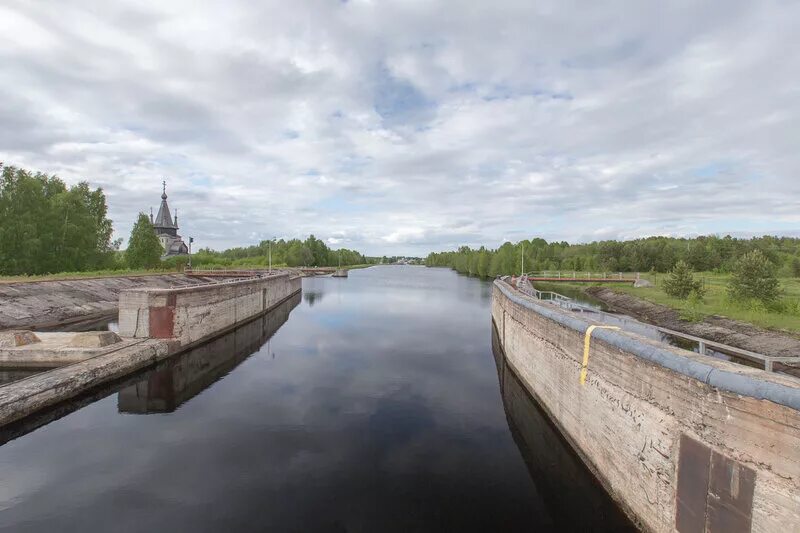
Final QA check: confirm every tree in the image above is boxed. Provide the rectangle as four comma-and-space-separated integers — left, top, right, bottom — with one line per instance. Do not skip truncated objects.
286, 242, 313, 266
727, 250, 780, 304
0, 164, 115, 275
661, 261, 701, 300
125, 214, 163, 269
792, 256, 800, 278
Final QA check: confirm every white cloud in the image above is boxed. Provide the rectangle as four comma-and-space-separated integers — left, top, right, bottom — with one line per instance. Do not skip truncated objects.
1, 0, 798, 255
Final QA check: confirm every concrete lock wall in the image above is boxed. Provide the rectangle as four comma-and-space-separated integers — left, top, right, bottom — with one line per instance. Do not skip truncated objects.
492, 280, 800, 533
118, 274, 301, 347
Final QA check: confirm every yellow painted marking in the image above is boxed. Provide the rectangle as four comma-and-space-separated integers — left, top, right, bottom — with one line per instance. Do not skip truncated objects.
580, 325, 620, 385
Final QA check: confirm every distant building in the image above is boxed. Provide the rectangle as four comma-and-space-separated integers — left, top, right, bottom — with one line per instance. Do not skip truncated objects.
150, 182, 189, 257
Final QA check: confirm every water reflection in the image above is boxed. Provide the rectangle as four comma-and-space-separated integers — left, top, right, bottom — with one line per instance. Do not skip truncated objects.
118, 293, 299, 414
0, 266, 627, 532
303, 289, 325, 306
492, 325, 636, 532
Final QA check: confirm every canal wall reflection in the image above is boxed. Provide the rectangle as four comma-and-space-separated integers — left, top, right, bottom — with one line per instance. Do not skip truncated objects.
491, 325, 635, 532
0, 293, 300, 445
118, 292, 301, 414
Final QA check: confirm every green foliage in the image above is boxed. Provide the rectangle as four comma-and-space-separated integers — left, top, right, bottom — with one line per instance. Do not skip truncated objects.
662, 261, 702, 300
0, 164, 116, 275
188, 235, 371, 268
286, 241, 314, 266
125, 214, 163, 269
792, 256, 800, 278
727, 250, 781, 304
425, 234, 800, 279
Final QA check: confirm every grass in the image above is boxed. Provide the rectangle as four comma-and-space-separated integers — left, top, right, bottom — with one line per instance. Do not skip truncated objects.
343, 264, 374, 270
0, 268, 179, 284
550, 272, 800, 334
0, 263, 376, 284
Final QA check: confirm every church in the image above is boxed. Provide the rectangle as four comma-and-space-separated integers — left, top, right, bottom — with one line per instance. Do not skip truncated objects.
150, 182, 189, 257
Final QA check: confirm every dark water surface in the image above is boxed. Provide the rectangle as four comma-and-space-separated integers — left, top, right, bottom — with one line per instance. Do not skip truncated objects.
0, 266, 631, 532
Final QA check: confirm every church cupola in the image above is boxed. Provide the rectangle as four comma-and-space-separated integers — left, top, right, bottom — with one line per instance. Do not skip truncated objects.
148, 180, 189, 256
153, 180, 177, 236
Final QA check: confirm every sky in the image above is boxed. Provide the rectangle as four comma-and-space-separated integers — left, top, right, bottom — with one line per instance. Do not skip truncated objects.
1, 0, 799, 256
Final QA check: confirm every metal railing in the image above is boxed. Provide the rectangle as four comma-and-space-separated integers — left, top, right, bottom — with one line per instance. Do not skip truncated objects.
525, 271, 640, 281
184, 267, 285, 279
509, 276, 798, 373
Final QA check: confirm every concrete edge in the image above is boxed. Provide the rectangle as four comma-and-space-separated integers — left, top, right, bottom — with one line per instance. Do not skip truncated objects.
121, 272, 291, 295
492, 321, 646, 532
0, 339, 172, 427
0, 272, 186, 286
171, 287, 302, 354
494, 280, 800, 411
0, 287, 303, 428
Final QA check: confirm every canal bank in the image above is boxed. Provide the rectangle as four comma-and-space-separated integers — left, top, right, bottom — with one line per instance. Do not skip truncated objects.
493, 278, 800, 532
0, 273, 301, 427
585, 286, 800, 360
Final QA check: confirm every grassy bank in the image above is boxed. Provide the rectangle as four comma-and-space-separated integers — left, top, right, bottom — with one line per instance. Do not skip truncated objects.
0, 263, 375, 284
542, 272, 800, 334
0, 268, 179, 284
343, 264, 374, 270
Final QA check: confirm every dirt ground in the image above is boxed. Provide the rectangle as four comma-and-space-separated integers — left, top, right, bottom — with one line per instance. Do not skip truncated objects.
586, 287, 800, 359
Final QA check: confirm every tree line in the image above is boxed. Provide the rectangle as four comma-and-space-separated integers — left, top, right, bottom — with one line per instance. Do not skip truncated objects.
122, 212, 374, 270
0, 164, 117, 275
186, 234, 369, 268
1, 164, 373, 275
425, 235, 800, 278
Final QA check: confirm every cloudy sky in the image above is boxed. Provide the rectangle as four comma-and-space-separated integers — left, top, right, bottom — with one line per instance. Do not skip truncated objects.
1, 1, 798, 255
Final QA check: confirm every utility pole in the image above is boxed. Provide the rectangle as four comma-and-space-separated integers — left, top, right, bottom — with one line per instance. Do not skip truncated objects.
269, 236, 276, 273
521, 242, 525, 276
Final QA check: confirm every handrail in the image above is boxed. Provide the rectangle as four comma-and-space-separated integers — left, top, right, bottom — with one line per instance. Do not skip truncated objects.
524, 270, 640, 281
184, 267, 284, 278
510, 276, 798, 373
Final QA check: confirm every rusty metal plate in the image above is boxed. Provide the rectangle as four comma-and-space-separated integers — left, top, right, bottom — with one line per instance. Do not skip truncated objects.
707, 450, 755, 533
676, 434, 711, 533
148, 306, 175, 338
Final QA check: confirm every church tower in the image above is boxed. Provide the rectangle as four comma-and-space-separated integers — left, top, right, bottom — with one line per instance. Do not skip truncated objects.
150, 181, 189, 256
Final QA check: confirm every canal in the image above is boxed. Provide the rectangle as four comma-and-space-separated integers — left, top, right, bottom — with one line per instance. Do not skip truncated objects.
0, 266, 632, 532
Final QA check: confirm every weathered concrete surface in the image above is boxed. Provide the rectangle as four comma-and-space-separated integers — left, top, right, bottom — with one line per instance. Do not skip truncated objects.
0, 292, 302, 444
0, 330, 40, 348
0, 274, 209, 331
0, 338, 176, 427
492, 328, 636, 531
67, 331, 121, 348
119, 292, 300, 413
0, 274, 302, 428
493, 280, 800, 533
0, 332, 136, 368
119, 273, 302, 348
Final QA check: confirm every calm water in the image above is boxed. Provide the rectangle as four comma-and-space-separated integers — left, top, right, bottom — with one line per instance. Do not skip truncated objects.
0, 266, 631, 532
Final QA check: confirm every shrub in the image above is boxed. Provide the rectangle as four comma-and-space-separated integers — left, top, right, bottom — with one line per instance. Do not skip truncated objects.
727, 250, 781, 304
662, 261, 701, 300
